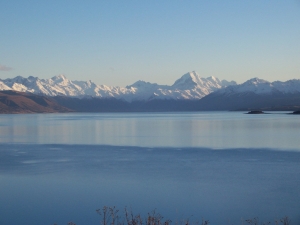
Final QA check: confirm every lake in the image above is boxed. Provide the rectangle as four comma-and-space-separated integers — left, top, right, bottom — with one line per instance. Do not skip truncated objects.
0, 112, 299, 225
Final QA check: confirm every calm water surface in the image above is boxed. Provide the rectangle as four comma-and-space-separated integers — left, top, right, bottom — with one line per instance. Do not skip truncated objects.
0, 111, 299, 149
0, 112, 299, 225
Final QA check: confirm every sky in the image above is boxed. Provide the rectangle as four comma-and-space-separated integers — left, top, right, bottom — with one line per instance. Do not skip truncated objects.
0, 0, 300, 86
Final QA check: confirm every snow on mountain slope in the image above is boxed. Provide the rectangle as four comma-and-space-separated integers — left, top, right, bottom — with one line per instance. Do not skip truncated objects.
0, 81, 11, 90
215, 77, 300, 96
273, 79, 300, 93
0, 71, 236, 101
172, 71, 236, 98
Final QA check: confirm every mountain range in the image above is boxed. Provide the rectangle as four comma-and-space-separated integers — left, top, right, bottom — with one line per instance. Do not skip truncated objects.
0, 71, 236, 101
1, 71, 300, 113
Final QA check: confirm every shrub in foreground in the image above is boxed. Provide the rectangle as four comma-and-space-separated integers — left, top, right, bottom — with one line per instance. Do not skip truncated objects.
53, 206, 291, 225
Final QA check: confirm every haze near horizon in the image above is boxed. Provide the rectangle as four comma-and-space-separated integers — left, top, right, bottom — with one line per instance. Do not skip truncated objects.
0, 1, 299, 86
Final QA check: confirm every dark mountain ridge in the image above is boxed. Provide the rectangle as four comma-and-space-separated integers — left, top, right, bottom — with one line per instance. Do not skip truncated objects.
1, 90, 300, 113
0, 90, 72, 113
196, 91, 300, 111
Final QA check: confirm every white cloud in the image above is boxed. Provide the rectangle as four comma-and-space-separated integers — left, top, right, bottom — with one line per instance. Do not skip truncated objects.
0, 64, 12, 71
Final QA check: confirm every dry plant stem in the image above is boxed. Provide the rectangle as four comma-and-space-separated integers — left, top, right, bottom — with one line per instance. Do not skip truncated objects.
245, 216, 291, 225
96, 206, 121, 225
53, 207, 291, 225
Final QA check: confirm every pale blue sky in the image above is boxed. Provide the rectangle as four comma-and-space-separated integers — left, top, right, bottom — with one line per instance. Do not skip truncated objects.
1, 1, 299, 86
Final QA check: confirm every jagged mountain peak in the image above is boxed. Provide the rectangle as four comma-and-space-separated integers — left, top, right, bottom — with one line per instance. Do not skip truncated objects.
206, 76, 220, 83
51, 74, 67, 82
185, 71, 201, 81
127, 80, 158, 88
172, 71, 234, 92
2, 75, 36, 85
245, 77, 269, 85
27, 76, 38, 81
220, 79, 237, 87
172, 71, 203, 89
215, 77, 300, 96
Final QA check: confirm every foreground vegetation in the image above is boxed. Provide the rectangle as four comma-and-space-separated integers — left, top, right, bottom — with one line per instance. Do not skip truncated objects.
53, 206, 292, 225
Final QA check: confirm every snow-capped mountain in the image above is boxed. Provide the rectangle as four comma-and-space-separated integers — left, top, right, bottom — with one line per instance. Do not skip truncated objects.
215, 77, 300, 96
0, 71, 236, 102
171, 71, 236, 98
2, 74, 300, 112
196, 77, 300, 111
